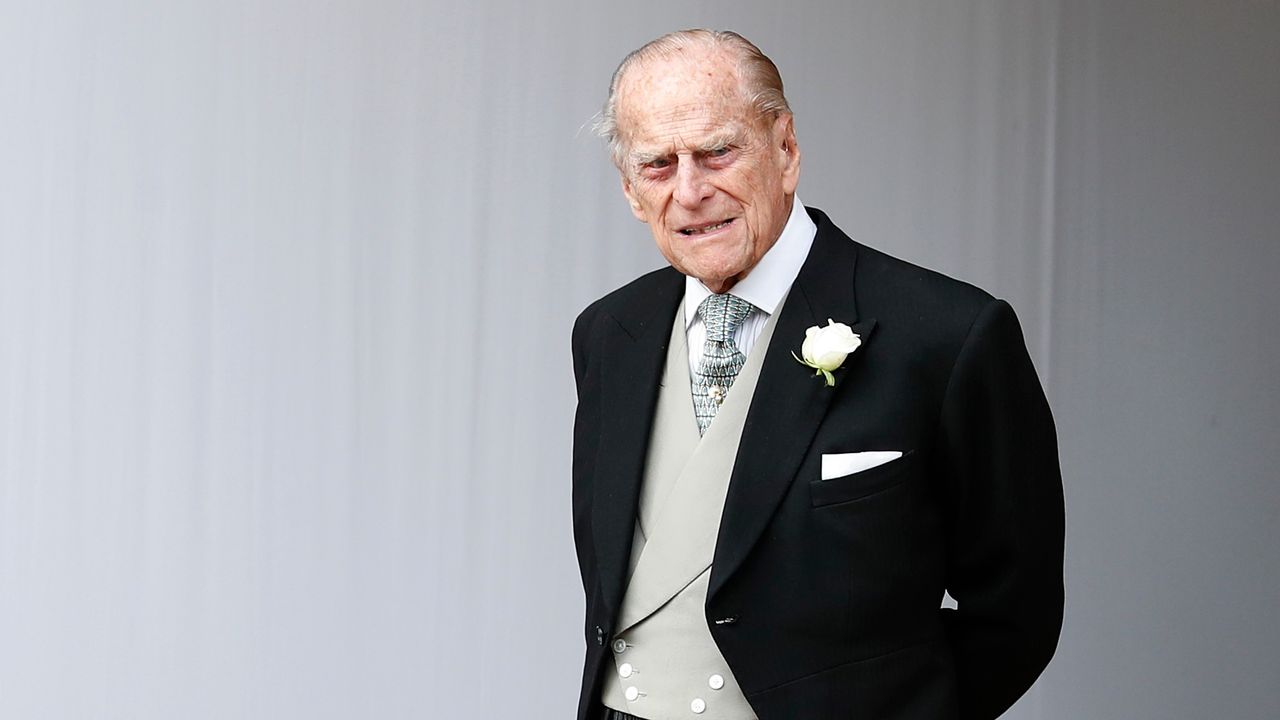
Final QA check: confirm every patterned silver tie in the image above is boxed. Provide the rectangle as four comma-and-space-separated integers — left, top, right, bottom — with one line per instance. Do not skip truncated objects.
692, 293, 755, 435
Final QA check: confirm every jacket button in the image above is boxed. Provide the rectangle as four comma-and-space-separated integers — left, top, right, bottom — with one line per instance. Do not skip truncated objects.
595, 626, 605, 646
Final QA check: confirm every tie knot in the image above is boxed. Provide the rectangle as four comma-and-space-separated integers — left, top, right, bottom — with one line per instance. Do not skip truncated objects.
698, 293, 754, 344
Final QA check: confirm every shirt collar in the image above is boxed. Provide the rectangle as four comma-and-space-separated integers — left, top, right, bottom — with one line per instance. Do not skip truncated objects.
684, 195, 817, 328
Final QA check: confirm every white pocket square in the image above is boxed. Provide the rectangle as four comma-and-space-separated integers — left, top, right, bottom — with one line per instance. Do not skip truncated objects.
821, 451, 904, 480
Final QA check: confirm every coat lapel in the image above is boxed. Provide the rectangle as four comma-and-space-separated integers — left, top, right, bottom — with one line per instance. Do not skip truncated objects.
709, 212, 876, 600
592, 269, 685, 621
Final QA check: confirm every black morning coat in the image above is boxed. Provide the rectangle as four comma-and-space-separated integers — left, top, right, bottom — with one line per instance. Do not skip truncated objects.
571, 207, 1065, 719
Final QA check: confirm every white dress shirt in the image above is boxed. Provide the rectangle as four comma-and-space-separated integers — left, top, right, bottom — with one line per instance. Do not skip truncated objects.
684, 196, 817, 374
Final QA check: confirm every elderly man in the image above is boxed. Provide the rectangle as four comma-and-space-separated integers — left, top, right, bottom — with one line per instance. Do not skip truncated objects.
570, 29, 1064, 720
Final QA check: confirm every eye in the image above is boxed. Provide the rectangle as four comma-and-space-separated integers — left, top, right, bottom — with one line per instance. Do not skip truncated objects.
707, 146, 731, 158
648, 157, 671, 169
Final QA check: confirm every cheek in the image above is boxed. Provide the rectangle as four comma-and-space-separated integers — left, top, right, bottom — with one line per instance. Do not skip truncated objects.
637, 188, 674, 221
651, 227, 680, 258
728, 167, 771, 212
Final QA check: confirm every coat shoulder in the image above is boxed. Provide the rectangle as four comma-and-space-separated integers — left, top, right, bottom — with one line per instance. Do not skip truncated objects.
573, 265, 684, 344
807, 207, 1006, 364
809, 206, 995, 329
853, 240, 996, 326
577, 265, 684, 318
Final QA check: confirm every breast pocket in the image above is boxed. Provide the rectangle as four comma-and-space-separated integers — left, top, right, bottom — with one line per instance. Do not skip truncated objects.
809, 450, 919, 507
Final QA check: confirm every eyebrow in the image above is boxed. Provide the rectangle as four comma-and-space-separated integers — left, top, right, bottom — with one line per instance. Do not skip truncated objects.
629, 149, 668, 166
696, 129, 745, 152
628, 127, 748, 167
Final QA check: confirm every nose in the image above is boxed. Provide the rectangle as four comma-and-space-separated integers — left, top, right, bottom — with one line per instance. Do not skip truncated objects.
672, 158, 713, 209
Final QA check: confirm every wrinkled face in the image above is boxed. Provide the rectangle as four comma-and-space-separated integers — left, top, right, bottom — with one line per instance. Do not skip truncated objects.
614, 48, 800, 293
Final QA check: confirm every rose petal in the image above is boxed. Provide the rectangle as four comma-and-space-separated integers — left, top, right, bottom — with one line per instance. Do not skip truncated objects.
814, 350, 848, 370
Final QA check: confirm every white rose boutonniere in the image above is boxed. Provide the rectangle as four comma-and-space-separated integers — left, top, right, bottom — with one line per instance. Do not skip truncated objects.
792, 318, 862, 387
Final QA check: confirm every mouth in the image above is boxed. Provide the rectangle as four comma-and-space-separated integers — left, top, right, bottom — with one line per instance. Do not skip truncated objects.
677, 218, 735, 236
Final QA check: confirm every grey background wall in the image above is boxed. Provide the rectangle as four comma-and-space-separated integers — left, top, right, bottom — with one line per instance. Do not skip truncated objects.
1, 0, 1275, 717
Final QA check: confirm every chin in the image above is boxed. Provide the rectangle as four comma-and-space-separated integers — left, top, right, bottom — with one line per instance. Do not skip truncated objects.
682, 246, 751, 277
686, 262, 750, 290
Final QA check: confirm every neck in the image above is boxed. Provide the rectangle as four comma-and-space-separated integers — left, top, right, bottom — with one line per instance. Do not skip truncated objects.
703, 276, 741, 294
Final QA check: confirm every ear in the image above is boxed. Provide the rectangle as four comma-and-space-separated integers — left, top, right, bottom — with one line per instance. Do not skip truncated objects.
774, 113, 801, 195
620, 174, 647, 222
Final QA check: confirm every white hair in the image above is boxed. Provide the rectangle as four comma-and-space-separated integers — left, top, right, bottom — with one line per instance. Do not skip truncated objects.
594, 29, 792, 168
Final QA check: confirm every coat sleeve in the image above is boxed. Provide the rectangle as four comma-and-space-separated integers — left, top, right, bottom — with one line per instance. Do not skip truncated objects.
570, 305, 602, 600
937, 299, 1065, 720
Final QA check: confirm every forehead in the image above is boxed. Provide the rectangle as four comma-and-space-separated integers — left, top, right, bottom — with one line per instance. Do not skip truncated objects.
616, 50, 756, 151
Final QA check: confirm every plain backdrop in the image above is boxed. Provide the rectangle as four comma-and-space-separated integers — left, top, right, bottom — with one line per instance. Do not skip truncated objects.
1, 1, 1277, 717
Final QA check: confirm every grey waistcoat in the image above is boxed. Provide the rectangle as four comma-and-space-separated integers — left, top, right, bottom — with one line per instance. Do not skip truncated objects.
602, 297, 784, 720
